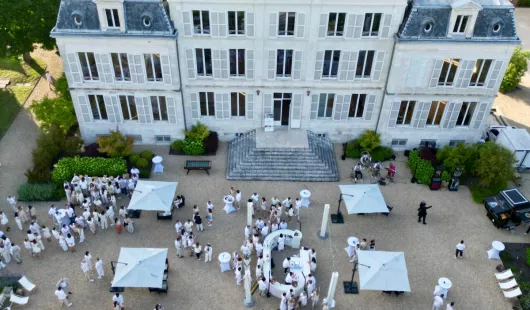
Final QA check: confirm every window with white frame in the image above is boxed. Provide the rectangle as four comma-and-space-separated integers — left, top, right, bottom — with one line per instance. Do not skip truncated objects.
427, 101, 447, 126
362, 13, 382, 37
356, 51, 375, 79
88, 95, 107, 120
192, 10, 210, 34
229, 49, 245, 77
111, 53, 130, 82
276, 49, 293, 77
449, 140, 466, 147
317, 93, 335, 119
155, 135, 171, 143
231, 92, 246, 117
456, 101, 477, 127
150, 96, 168, 121
348, 94, 366, 118
397, 101, 416, 126
78, 52, 99, 81
327, 13, 346, 36
469, 59, 492, 87
452, 15, 470, 34
322, 50, 340, 78
105, 9, 120, 28
278, 12, 296, 36
228, 11, 245, 35
144, 54, 162, 82
119, 95, 137, 121
420, 140, 436, 148
438, 58, 460, 86
199, 92, 215, 116
391, 139, 407, 147
196, 49, 213, 77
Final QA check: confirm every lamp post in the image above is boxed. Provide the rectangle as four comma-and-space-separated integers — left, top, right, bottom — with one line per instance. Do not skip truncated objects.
343, 262, 370, 294
331, 194, 354, 224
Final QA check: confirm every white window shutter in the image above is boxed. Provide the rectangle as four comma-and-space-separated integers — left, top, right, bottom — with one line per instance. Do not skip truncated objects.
447, 102, 462, 129
215, 93, 223, 119
319, 14, 328, 38
111, 95, 122, 123
333, 95, 344, 121
429, 59, 443, 88
416, 101, 431, 128
411, 102, 424, 128
314, 51, 324, 80
354, 15, 363, 38
67, 53, 82, 83
94, 54, 103, 82
182, 11, 192, 36
166, 96, 178, 124
220, 50, 229, 79
487, 60, 504, 89
99, 54, 114, 84
263, 93, 273, 117
104, 95, 116, 123
440, 102, 454, 129
291, 93, 302, 128
293, 51, 302, 80
347, 52, 358, 81
213, 50, 222, 79
296, 13, 306, 38
381, 14, 392, 39
246, 50, 254, 79
267, 50, 276, 80
133, 54, 145, 83
127, 54, 137, 83
269, 13, 278, 38
455, 60, 472, 88
190, 93, 199, 119
218, 12, 227, 37
161, 54, 172, 85
472, 102, 489, 129
185, 49, 196, 79
246, 12, 255, 37
143, 97, 153, 123
342, 95, 351, 120
310, 94, 319, 120
372, 51, 385, 81
364, 94, 377, 121
77, 95, 92, 123
246, 93, 254, 120
135, 96, 147, 123
339, 51, 351, 81
387, 101, 401, 128
210, 12, 219, 37
345, 14, 356, 38
223, 93, 231, 119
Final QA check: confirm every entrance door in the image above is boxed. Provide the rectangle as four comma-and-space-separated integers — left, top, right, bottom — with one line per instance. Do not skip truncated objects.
273, 93, 291, 126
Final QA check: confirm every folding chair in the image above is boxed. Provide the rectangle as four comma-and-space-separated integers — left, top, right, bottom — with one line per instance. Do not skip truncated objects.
9, 294, 29, 307
495, 269, 514, 281
18, 276, 36, 293
503, 287, 522, 298
499, 278, 518, 290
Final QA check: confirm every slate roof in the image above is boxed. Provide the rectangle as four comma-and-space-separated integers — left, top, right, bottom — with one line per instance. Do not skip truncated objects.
51, 0, 176, 37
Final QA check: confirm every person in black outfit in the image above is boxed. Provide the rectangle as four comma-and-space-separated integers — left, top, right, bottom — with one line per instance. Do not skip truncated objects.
417, 201, 432, 224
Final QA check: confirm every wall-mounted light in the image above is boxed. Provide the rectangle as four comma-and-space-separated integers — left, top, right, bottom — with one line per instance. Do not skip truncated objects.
256, 90, 260, 96
306, 90, 311, 96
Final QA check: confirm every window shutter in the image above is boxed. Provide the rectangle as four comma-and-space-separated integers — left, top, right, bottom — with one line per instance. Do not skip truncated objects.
429, 59, 443, 88
166, 97, 178, 124
345, 14, 356, 38
293, 51, 302, 80
185, 49, 196, 79
296, 13, 305, 38
246, 12, 255, 37
364, 94, 377, 121
441, 102, 454, 129
67, 53, 82, 83
143, 97, 153, 124
222, 93, 230, 119
104, 95, 116, 123
94, 54, 103, 82
246, 50, 254, 79
269, 13, 278, 38
319, 14, 328, 38
416, 101, 431, 128
333, 95, 344, 121
211, 12, 219, 37
161, 54, 172, 85
213, 50, 222, 79
487, 60, 503, 89
111, 95, 122, 123
182, 11, 192, 36
190, 93, 199, 119
314, 51, 324, 80
77, 95, 92, 123
99, 54, 114, 83
380, 14, 392, 39
347, 52, 358, 81
218, 12, 227, 37
267, 50, 276, 80
339, 52, 351, 81
127, 54, 137, 83
472, 102, 489, 130
372, 51, 385, 81
447, 102, 462, 129
133, 54, 145, 83
310, 94, 319, 120
387, 101, 401, 128
220, 50, 229, 79
342, 95, 351, 120
263, 93, 273, 116
135, 96, 147, 123
354, 15, 363, 38
215, 93, 223, 119
455, 60, 472, 88
411, 102, 423, 128
291, 93, 302, 128
246, 93, 254, 120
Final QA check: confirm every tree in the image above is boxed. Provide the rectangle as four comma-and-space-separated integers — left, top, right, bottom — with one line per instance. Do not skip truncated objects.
98, 129, 134, 158
30, 97, 77, 134
358, 130, 381, 152
500, 46, 530, 93
474, 142, 515, 188
436, 142, 479, 175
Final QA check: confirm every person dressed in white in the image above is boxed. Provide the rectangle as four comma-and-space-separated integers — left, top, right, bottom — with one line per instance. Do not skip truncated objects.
235, 267, 242, 285
14, 213, 23, 231
241, 243, 250, 257
175, 237, 183, 258
87, 216, 96, 234
6, 196, 16, 212
256, 262, 262, 278
251, 193, 259, 211
255, 218, 265, 230
118, 206, 127, 219
58, 234, 68, 252
95, 258, 104, 279
299, 291, 308, 306
23, 239, 32, 255
280, 292, 288, 310
106, 207, 115, 226
235, 190, 242, 210
10, 243, 21, 263
81, 258, 94, 282
184, 220, 193, 233
0, 244, 11, 263
65, 233, 75, 252
433, 294, 444, 310
0, 212, 10, 232
277, 234, 285, 252
99, 211, 109, 230
455, 240, 465, 258
204, 243, 213, 262
256, 242, 263, 257
84, 251, 93, 268
55, 287, 72, 307
175, 220, 182, 234
244, 225, 251, 240
258, 277, 267, 296
112, 293, 124, 309
78, 225, 86, 243
261, 224, 269, 239
295, 198, 302, 219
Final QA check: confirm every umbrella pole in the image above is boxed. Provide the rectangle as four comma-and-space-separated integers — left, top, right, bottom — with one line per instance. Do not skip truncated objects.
343, 262, 358, 294
331, 194, 345, 224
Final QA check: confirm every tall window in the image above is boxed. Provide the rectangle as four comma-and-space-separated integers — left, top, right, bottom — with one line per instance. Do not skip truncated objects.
327, 13, 346, 36
348, 94, 366, 118
150, 96, 168, 121
278, 12, 296, 36
192, 10, 210, 34
111, 53, 130, 82
119, 95, 137, 121
356, 51, 375, 78
456, 102, 477, 126
105, 9, 120, 28
322, 50, 340, 78
229, 49, 245, 77
469, 59, 492, 87
397, 101, 416, 126
228, 11, 245, 35
78, 52, 99, 81
144, 54, 162, 82
362, 13, 382, 37
427, 101, 446, 126
88, 95, 107, 120
199, 92, 215, 116
276, 50, 293, 77
231, 92, 246, 117
196, 49, 213, 77
318, 93, 335, 119
453, 15, 469, 33
438, 58, 460, 86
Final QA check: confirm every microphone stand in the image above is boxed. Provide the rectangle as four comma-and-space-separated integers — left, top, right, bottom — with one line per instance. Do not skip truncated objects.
331, 193, 354, 224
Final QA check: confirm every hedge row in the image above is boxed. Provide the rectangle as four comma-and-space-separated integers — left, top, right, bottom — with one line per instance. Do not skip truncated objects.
52, 156, 127, 185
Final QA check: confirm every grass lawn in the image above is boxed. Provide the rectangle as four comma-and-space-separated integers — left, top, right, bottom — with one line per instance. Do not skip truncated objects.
0, 89, 22, 138
0, 57, 46, 84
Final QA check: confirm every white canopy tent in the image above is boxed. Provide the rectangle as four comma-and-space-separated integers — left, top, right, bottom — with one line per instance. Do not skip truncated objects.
338, 184, 388, 214
127, 181, 177, 212
111, 248, 168, 288
358, 250, 411, 292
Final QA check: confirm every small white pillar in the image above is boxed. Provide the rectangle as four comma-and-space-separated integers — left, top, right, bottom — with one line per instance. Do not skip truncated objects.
247, 202, 253, 227
318, 204, 330, 239
242, 268, 255, 307
326, 272, 339, 308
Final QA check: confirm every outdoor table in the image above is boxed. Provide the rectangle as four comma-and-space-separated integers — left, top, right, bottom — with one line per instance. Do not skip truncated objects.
487, 241, 505, 260
300, 190, 311, 207
152, 156, 164, 174
223, 195, 236, 214
219, 252, 231, 272
344, 237, 359, 257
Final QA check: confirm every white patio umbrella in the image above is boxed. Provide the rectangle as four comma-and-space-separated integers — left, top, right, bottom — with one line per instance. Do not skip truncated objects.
338, 184, 388, 214
357, 250, 411, 292
111, 248, 168, 288
127, 181, 177, 212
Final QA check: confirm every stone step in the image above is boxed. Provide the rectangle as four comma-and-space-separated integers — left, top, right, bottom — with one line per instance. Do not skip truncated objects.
229, 169, 335, 176
226, 174, 339, 182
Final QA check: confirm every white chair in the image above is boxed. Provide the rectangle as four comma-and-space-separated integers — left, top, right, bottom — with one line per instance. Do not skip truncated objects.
18, 276, 35, 293
9, 294, 29, 307
495, 269, 514, 281
499, 278, 518, 290
503, 287, 522, 298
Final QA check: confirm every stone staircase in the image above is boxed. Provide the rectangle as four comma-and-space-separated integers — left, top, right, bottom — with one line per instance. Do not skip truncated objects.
226, 130, 339, 182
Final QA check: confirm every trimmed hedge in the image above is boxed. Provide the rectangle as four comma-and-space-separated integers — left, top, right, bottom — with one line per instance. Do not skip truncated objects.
17, 183, 59, 201
371, 146, 394, 162
345, 139, 362, 159
52, 156, 127, 185
408, 150, 435, 185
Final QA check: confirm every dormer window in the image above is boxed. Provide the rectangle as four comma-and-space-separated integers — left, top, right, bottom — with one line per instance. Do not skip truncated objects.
72, 12, 83, 26
105, 9, 120, 28
453, 15, 470, 33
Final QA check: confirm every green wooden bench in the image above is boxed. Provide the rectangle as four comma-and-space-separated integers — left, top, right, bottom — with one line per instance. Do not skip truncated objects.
184, 160, 211, 175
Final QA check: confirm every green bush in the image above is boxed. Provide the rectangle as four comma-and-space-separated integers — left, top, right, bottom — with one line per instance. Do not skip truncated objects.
475, 142, 515, 188
520, 293, 530, 310
171, 140, 184, 152
371, 146, 393, 162
17, 183, 58, 201
500, 46, 530, 93
408, 150, 420, 170
358, 130, 381, 152
437, 143, 478, 175
415, 159, 435, 184
345, 139, 362, 158
52, 157, 127, 185
470, 183, 506, 204
182, 138, 205, 156
441, 171, 451, 182
97, 129, 134, 158
139, 168, 151, 179
128, 153, 140, 165
135, 157, 149, 169
184, 122, 210, 141
140, 150, 154, 160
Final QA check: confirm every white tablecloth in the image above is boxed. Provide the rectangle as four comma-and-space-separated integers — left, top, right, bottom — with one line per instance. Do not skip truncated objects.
300, 190, 311, 208
223, 196, 236, 214
218, 252, 231, 272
